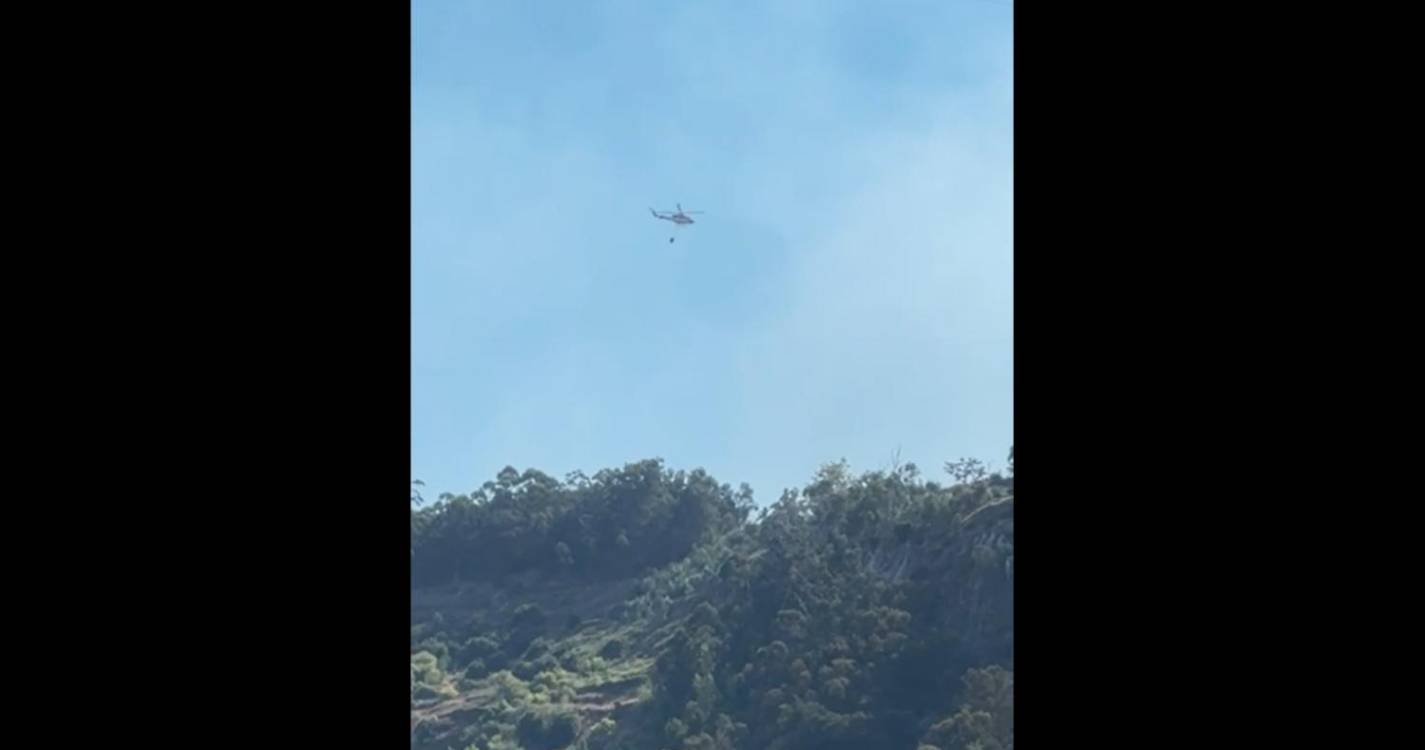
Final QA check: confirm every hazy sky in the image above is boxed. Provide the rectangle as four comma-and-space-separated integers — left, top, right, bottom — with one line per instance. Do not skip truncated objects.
412, 0, 1013, 503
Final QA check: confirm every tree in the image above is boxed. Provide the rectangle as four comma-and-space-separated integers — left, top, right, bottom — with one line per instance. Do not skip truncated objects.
409, 456, 1013, 750
516, 710, 577, 750
512, 603, 547, 630
599, 637, 625, 660
920, 667, 1013, 750
944, 458, 987, 484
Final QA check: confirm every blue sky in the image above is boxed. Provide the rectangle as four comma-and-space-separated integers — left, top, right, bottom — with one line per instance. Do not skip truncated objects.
412, 0, 1013, 504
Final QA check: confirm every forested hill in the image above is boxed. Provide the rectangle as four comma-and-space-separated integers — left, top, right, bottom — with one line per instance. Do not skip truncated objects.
411, 453, 1013, 750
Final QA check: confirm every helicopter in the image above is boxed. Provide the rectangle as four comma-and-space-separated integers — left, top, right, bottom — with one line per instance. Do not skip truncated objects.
649, 203, 704, 242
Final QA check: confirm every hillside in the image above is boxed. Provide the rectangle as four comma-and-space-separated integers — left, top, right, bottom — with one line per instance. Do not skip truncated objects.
411, 456, 1013, 750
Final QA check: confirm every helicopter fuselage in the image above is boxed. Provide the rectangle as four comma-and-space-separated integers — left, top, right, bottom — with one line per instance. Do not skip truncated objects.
652, 206, 695, 225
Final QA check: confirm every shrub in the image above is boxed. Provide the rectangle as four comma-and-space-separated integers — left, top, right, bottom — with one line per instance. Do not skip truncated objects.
512, 603, 547, 630
490, 670, 531, 704
599, 637, 625, 660
417, 637, 452, 670
514, 653, 561, 681
411, 651, 444, 686
462, 659, 489, 680
459, 635, 502, 664
584, 718, 617, 750
516, 710, 578, 750
522, 637, 552, 661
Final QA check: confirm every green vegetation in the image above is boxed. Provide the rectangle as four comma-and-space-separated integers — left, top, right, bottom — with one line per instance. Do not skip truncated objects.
411, 460, 754, 587
412, 453, 1013, 750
